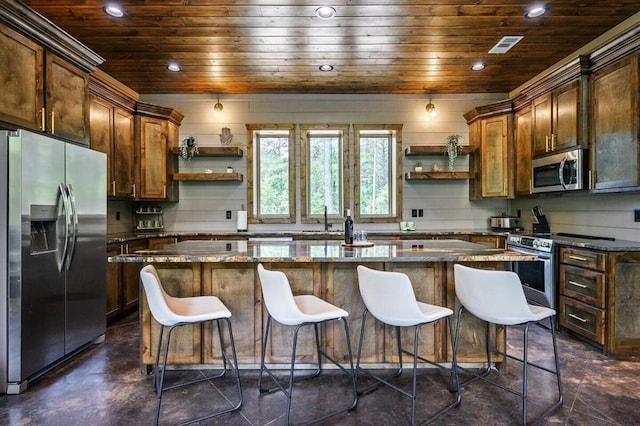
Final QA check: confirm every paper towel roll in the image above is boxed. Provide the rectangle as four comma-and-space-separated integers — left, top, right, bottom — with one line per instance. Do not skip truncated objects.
237, 210, 248, 231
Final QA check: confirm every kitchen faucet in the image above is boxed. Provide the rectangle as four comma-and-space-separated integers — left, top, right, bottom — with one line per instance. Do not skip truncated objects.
324, 205, 332, 231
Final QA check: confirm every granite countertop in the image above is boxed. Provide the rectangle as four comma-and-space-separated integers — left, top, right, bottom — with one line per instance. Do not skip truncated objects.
107, 230, 640, 252
107, 229, 506, 244
108, 238, 536, 263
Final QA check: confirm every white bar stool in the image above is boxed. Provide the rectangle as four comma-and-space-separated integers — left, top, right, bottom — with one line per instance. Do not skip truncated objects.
256, 263, 357, 425
355, 265, 461, 426
139, 265, 242, 425
453, 264, 563, 425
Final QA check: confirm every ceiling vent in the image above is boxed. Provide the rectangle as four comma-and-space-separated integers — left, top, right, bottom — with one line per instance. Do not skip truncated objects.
488, 36, 523, 54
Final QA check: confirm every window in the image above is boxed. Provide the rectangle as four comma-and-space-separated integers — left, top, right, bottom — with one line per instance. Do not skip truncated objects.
354, 124, 402, 222
300, 124, 349, 223
246, 124, 295, 223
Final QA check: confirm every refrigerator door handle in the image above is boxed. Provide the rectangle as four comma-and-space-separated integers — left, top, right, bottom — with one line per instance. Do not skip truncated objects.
55, 183, 72, 272
65, 183, 79, 270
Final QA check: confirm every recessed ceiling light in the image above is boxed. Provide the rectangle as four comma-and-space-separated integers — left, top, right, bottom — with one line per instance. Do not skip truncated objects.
526, 5, 547, 18
315, 6, 336, 19
471, 62, 486, 71
319, 64, 334, 72
167, 63, 181, 72
104, 4, 124, 18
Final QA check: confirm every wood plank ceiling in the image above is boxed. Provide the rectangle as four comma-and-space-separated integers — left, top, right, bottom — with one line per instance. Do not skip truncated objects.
22, 1, 640, 95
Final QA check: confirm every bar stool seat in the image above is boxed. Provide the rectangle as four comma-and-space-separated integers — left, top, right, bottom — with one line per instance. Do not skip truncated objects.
139, 265, 242, 425
453, 264, 563, 425
256, 263, 357, 425
355, 265, 461, 426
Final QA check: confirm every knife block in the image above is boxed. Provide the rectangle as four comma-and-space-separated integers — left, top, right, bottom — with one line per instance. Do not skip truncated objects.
533, 214, 550, 234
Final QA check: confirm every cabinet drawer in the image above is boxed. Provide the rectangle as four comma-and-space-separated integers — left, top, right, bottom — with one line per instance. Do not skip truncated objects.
559, 247, 606, 271
559, 296, 605, 345
558, 264, 606, 307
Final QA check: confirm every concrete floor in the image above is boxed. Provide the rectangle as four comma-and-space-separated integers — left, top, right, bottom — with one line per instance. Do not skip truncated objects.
0, 312, 639, 425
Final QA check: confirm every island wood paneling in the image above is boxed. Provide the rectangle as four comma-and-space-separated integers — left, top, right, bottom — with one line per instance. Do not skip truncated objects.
202, 263, 257, 365
138, 260, 512, 370
140, 264, 202, 367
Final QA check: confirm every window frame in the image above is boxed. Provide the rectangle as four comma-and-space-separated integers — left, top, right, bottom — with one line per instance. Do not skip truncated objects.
300, 124, 350, 224
246, 124, 296, 224
353, 124, 403, 223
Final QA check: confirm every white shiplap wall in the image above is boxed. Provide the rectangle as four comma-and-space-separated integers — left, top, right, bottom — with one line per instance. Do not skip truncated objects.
141, 93, 510, 232
511, 193, 640, 241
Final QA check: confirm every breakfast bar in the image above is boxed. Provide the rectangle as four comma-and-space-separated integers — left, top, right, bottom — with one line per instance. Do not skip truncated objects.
110, 238, 536, 371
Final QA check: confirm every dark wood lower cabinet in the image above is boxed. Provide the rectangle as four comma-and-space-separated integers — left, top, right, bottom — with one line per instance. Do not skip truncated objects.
107, 239, 147, 322
558, 246, 640, 359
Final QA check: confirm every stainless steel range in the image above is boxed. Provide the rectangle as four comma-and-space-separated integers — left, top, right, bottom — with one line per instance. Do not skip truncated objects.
507, 234, 556, 311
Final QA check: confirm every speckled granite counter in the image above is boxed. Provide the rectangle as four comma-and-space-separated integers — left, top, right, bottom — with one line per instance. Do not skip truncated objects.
109, 238, 535, 263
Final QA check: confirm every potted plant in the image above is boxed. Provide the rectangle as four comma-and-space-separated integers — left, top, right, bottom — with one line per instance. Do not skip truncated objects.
414, 161, 423, 172
445, 134, 462, 171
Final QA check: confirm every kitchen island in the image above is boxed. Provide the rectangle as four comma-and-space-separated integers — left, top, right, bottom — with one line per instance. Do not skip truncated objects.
109, 238, 536, 371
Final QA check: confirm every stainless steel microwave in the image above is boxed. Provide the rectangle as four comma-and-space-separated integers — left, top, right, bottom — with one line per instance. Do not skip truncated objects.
532, 148, 585, 193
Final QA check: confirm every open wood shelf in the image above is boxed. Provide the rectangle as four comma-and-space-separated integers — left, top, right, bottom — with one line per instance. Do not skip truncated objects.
173, 172, 244, 182
404, 145, 475, 156
405, 171, 472, 180
170, 146, 244, 157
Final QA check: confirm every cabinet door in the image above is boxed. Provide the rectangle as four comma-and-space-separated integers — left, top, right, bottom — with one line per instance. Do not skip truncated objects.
113, 107, 135, 198
481, 115, 509, 197
553, 80, 580, 152
591, 54, 640, 190
469, 235, 506, 249
141, 264, 202, 365
139, 116, 169, 199
45, 53, 90, 144
122, 240, 147, 310
106, 244, 122, 320
514, 107, 533, 196
532, 94, 552, 156
89, 96, 114, 195
0, 24, 44, 131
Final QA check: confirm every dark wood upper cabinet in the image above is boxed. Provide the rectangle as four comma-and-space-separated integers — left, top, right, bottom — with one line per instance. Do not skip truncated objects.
514, 107, 533, 197
136, 103, 183, 201
90, 93, 135, 198
0, 24, 44, 131
532, 80, 580, 157
590, 54, 640, 191
0, 11, 102, 144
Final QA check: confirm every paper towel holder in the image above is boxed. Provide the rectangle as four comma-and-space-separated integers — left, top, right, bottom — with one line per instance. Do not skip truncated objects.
237, 204, 248, 232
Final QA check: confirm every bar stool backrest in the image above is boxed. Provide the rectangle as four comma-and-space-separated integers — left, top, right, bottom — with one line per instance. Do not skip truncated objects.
140, 264, 179, 326
356, 265, 424, 327
453, 264, 533, 325
257, 263, 305, 326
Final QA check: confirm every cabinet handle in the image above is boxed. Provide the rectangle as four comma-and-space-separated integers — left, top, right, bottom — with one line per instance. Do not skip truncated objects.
132, 183, 136, 198
111, 181, 116, 196
51, 110, 55, 134
568, 255, 588, 262
545, 135, 549, 152
120, 244, 125, 255
551, 133, 556, 151
569, 313, 588, 323
529, 178, 532, 194
125, 243, 129, 253
162, 185, 166, 198
588, 170, 593, 189
568, 280, 588, 289
40, 107, 46, 131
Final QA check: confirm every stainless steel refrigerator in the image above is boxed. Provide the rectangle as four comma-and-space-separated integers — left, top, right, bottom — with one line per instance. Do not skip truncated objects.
0, 129, 107, 394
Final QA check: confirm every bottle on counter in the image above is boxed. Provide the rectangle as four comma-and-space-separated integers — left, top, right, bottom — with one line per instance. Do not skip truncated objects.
344, 209, 354, 244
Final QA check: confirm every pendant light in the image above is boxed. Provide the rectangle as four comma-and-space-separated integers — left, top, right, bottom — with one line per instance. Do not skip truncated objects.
425, 95, 437, 118
214, 94, 224, 116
